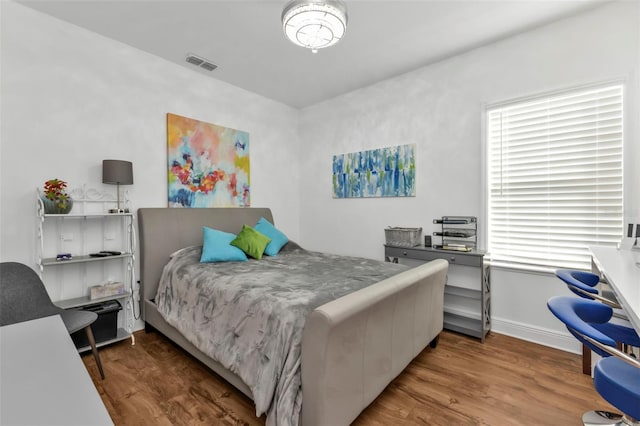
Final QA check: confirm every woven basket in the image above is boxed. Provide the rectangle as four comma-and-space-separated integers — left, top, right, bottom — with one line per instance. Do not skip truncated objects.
384, 227, 422, 247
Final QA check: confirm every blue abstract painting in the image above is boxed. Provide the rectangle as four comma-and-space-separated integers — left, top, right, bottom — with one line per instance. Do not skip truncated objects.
332, 144, 416, 198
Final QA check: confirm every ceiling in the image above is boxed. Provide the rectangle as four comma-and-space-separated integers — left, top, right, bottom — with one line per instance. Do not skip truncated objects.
19, 0, 606, 109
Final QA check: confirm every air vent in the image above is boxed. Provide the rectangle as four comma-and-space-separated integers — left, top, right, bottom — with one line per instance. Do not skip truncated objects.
185, 53, 217, 72
200, 62, 217, 72
186, 55, 204, 66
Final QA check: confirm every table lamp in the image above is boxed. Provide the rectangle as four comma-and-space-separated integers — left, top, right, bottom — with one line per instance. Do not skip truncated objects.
102, 160, 133, 213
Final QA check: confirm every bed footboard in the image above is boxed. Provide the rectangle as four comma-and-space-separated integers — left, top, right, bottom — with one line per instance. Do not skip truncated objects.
300, 259, 448, 426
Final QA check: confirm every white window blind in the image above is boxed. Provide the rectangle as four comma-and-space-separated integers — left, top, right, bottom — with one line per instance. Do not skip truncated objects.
487, 84, 623, 271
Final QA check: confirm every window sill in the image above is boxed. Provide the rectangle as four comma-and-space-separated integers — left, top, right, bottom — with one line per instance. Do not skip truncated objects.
488, 260, 562, 276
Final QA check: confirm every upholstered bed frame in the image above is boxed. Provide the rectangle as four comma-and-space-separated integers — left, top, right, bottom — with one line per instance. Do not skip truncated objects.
138, 207, 447, 425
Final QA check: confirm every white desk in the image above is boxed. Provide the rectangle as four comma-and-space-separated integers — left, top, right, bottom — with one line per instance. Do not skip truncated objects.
0, 315, 113, 426
590, 246, 640, 334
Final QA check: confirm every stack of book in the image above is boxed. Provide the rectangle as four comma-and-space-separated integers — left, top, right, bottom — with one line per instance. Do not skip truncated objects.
441, 243, 472, 252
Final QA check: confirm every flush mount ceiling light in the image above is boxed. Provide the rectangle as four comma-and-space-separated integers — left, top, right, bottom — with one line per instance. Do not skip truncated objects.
281, 0, 348, 53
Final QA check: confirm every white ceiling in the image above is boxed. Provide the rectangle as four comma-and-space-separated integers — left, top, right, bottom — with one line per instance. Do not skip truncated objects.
19, 0, 606, 108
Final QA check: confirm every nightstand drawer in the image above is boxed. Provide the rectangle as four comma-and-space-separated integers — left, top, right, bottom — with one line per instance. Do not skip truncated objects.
385, 246, 440, 262
385, 246, 482, 267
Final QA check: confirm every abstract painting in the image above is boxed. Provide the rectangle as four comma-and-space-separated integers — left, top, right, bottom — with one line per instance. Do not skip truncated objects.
332, 144, 416, 198
167, 113, 250, 207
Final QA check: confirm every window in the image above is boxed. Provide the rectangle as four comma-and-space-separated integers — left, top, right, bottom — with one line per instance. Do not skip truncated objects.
486, 84, 623, 271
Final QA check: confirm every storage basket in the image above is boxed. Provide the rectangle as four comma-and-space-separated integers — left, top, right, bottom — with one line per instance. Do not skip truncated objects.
70, 300, 122, 348
384, 227, 422, 247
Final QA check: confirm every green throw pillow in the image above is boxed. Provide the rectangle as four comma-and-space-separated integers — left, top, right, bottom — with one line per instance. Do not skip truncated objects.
231, 225, 271, 259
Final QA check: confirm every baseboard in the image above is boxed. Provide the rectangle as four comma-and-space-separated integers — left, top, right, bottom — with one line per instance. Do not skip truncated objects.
490, 317, 581, 354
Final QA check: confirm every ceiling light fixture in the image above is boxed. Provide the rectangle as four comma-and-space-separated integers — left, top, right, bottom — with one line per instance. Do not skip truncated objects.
281, 0, 348, 53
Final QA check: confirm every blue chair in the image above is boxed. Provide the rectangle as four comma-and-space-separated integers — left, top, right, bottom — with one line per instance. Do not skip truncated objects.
555, 269, 621, 308
547, 296, 640, 425
555, 269, 635, 375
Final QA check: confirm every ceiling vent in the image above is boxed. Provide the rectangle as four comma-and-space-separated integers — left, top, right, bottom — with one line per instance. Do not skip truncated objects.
200, 61, 217, 72
185, 53, 217, 71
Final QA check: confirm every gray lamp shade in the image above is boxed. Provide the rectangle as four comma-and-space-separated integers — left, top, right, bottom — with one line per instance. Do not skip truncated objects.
102, 160, 133, 185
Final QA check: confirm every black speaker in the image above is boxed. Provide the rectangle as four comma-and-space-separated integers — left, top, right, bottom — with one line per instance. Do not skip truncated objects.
424, 235, 432, 247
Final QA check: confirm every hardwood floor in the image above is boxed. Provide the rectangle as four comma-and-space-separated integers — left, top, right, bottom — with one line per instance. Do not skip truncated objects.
82, 330, 613, 425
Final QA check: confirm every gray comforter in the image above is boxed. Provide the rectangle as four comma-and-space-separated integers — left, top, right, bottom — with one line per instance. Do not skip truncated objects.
155, 242, 408, 426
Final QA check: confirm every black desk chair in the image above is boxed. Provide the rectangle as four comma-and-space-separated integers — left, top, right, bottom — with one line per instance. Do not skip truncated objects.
0, 262, 105, 379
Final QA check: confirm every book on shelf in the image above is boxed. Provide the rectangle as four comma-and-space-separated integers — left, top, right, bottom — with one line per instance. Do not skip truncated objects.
434, 219, 469, 224
441, 244, 473, 252
436, 230, 475, 238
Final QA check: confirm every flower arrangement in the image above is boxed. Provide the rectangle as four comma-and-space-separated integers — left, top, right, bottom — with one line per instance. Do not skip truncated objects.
42, 179, 73, 213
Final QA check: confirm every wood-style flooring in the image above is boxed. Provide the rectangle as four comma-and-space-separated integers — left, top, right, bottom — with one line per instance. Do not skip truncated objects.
82, 330, 613, 425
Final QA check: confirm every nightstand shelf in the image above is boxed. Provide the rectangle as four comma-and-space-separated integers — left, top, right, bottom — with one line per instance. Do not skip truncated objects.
444, 285, 481, 300
443, 311, 486, 340
385, 244, 490, 342
43, 213, 133, 218
41, 253, 132, 267
54, 290, 133, 310
36, 186, 137, 350
75, 327, 132, 353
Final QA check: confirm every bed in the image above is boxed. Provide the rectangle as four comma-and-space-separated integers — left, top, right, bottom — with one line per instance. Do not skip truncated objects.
138, 207, 448, 426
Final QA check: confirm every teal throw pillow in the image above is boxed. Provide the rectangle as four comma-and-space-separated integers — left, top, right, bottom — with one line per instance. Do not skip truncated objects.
200, 227, 248, 263
231, 225, 271, 259
254, 217, 289, 256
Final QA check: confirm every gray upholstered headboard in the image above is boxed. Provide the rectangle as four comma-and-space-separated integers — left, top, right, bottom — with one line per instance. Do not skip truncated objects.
137, 207, 274, 318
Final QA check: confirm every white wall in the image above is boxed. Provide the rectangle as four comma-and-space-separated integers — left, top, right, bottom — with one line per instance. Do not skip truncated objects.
0, 2, 301, 270
1, 1, 638, 351
298, 1, 640, 351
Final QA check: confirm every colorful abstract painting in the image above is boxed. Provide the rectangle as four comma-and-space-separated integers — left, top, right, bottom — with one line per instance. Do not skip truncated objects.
167, 113, 250, 207
332, 144, 416, 198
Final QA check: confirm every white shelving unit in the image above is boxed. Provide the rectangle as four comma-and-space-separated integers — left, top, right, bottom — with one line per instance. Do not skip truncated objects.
36, 186, 137, 351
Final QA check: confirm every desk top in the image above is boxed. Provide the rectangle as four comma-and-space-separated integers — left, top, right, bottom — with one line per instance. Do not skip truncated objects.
384, 244, 487, 257
590, 246, 640, 334
0, 315, 113, 426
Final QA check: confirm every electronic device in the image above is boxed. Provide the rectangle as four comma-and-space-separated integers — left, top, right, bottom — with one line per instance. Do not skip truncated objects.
620, 223, 639, 250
